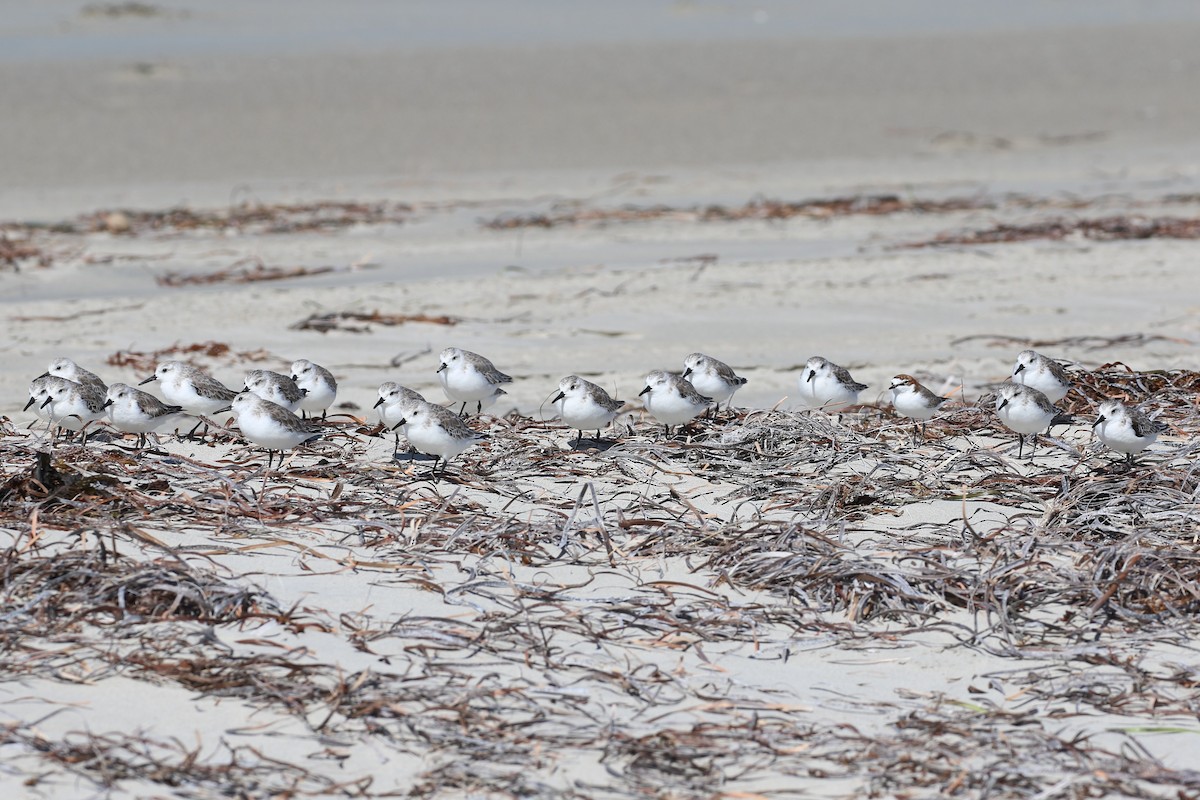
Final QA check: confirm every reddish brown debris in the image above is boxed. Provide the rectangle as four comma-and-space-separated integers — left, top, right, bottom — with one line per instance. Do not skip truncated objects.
157, 261, 337, 287
291, 310, 459, 333
78, 200, 413, 236
904, 215, 1200, 248
107, 341, 274, 372
483, 194, 995, 229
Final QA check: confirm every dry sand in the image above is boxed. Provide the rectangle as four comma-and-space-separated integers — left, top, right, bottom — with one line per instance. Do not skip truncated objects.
3, 2, 1200, 797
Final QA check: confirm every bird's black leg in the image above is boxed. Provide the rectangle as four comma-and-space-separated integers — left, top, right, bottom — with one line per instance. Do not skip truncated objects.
457, 402, 467, 417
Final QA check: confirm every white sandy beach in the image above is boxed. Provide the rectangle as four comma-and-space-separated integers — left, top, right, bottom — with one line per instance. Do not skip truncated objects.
2, 2, 1200, 797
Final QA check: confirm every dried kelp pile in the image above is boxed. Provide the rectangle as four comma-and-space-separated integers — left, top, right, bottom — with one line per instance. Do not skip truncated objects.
1, 372, 1198, 797
68, 201, 414, 237
157, 259, 341, 288
105, 340, 276, 373
483, 193, 1001, 230
906, 215, 1200, 248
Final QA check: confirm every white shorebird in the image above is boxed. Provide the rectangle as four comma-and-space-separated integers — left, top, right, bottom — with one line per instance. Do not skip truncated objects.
682, 352, 747, 413
639, 370, 711, 436
290, 359, 338, 419
796, 357, 867, 410
390, 399, 484, 476
217, 391, 321, 470
994, 381, 1072, 459
1093, 399, 1168, 466
140, 361, 237, 437
1011, 349, 1071, 404
889, 374, 951, 441
553, 375, 623, 443
104, 383, 186, 449
40, 357, 107, 392
437, 347, 512, 416
244, 369, 307, 414
374, 382, 426, 457
40, 379, 107, 444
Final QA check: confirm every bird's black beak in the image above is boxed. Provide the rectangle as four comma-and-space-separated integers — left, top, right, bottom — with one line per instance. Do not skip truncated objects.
373, 397, 385, 408
214, 405, 232, 414
888, 382, 899, 391
552, 392, 565, 403
1013, 364, 1025, 375
681, 368, 692, 378
22, 397, 36, 411
1093, 415, 1105, 426
391, 418, 407, 430
638, 386, 651, 397
806, 370, 815, 383
40, 396, 52, 408
36, 371, 50, 379
437, 363, 447, 373
291, 374, 299, 382
998, 399, 1009, 410
139, 375, 157, 385
103, 399, 113, 408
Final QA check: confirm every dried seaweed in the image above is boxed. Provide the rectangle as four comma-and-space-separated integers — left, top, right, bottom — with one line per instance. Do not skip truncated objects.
2, 362, 1199, 796
79, 200, 413, 237
291, 310, 460, 334
483, 193, 995, 230
106, 341, 275, 373
904, 214, 1200, 248
157, 259, 339, 287
0, 234, 55, 270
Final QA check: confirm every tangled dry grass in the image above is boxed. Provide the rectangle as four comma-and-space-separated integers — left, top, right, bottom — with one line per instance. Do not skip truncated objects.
1, 365, 1198, 797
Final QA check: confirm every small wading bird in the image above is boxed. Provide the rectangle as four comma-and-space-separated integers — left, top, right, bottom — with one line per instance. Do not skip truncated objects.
390, 398, 484, 477
639, 370, 711, 436
888, 374, 951, 442
1093, 398, 1168, 466
553, 375, 623, 444
217, 392, 322, 470
682, 352, 747, 415
994, 381, 1073, 459
437, 347, 512, 416
796, 356, 867, 410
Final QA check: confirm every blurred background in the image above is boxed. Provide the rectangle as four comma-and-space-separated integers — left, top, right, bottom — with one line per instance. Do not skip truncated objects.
4, 0, 1200, 215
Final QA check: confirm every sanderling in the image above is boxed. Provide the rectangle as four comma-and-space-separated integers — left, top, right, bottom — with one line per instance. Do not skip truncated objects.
437, 347, 512, 416
40, 357, 107, 392
41, 379, 108, 443
374, 382, 426, 456
1011, 349, 1071, 404
217, 391, 321, 469
290, 359, 338, 419
140, 361, 237, 415
1093, 399, 1168, 465
244, 369, 307, 413
140, 361, 239, 438
25, 376, 72, 422
638, 370, 711, 435
682, 353, 747, 412
390, 399, 484, 475
553, 375, 623, 442
796, 357, 867, 410
994, 381, 1072, 459
104, 383, 186, 449
889, 374, 951, 441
